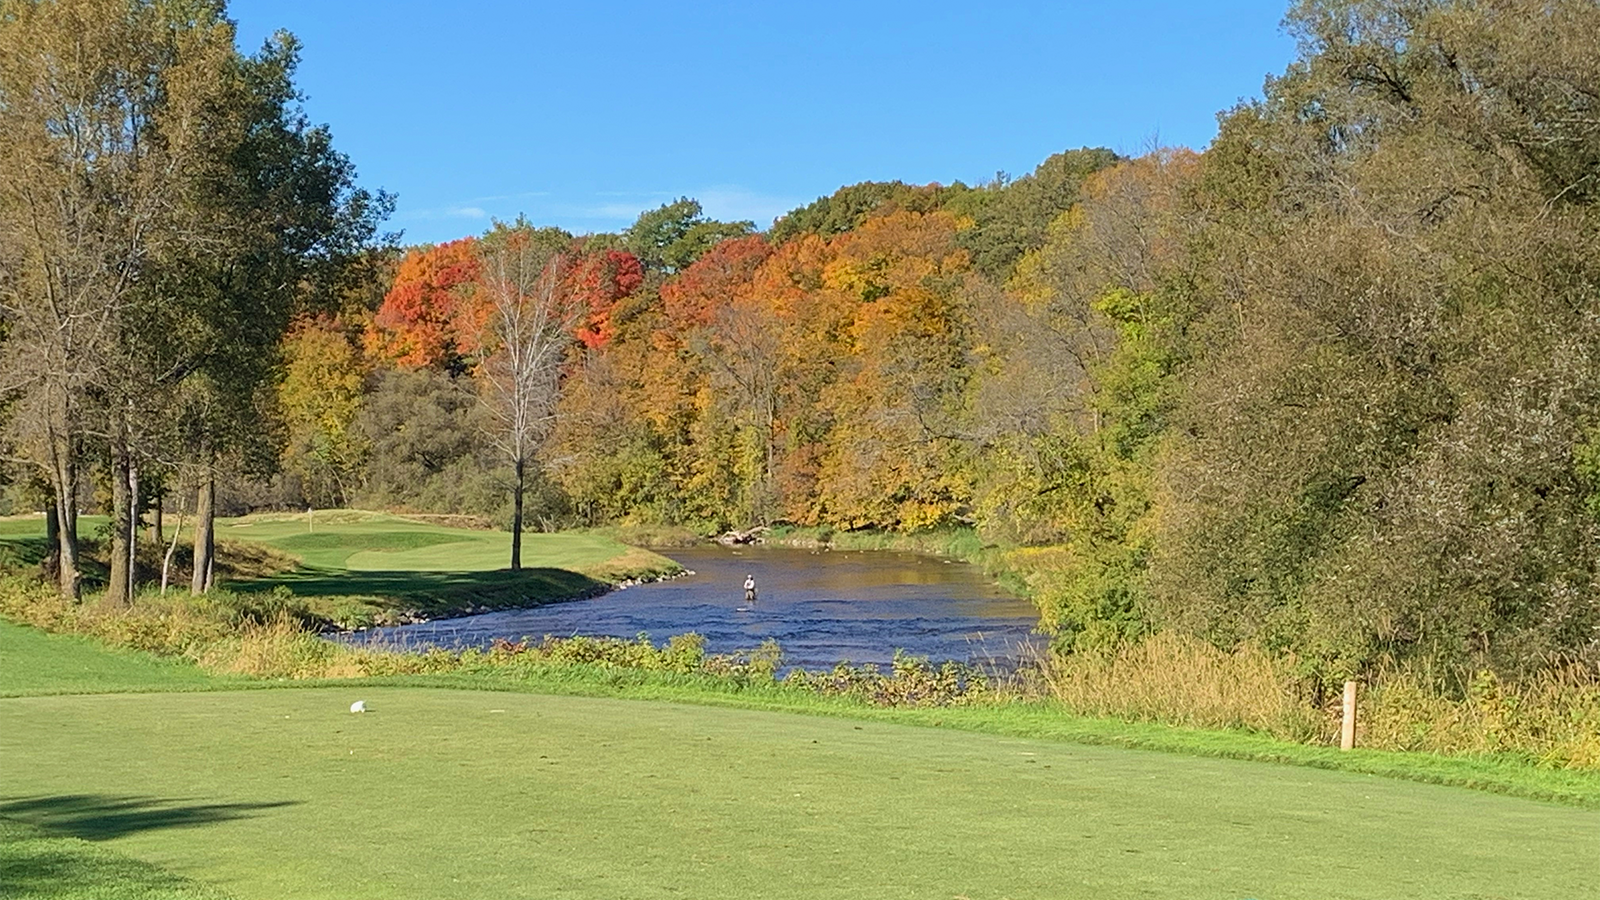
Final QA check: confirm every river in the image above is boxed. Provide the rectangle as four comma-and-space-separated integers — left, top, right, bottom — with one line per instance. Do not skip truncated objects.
346, 545, 1043, 671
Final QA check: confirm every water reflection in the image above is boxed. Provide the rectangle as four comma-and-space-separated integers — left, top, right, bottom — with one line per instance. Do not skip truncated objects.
347, 545, 1044, 671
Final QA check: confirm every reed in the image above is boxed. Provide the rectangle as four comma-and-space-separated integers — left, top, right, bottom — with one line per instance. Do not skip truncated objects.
1038, 631, 1326, 740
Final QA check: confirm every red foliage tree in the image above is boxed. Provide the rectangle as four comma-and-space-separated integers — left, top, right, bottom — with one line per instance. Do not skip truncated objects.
369, 238, 482, 370
565, 249, 644, 349
658, 235, 771, 328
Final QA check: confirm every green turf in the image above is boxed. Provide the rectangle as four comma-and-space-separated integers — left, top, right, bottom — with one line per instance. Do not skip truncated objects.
216, 513, 678, 620
0, 621, 220, 697
0, 817, 235, 899
3, 620, 1599, 899
0, 515, 109, 538
212, 513, 648, 574
3, 686, 1595, 900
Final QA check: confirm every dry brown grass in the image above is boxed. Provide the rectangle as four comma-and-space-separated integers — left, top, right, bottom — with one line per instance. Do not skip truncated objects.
1039, 632, 1327, 740
1362, 665, 1600, 768
1039, 630, 1600, 768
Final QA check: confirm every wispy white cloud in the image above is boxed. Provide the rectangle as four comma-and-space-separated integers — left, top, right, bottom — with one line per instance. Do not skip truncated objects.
395, 186, 804, 238
693, 186, 804, 227
552, 186, 802, 229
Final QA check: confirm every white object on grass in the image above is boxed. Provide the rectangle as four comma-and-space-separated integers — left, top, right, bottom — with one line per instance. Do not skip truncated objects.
349, 700, 367, 713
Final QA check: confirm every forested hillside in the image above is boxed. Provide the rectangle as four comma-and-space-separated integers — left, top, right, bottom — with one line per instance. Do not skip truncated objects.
4, 0, 1598, 694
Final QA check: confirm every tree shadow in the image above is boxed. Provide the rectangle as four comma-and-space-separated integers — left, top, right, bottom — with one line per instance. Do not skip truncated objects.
0, 794, 297, 842
1, 819, 231, 899
232, 566, 609, 615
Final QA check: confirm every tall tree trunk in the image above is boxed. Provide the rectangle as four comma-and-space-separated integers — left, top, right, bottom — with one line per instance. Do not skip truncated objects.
107, 438, 132, 607
150, 493, 163, 544
191, 469, 215, 594
45, 411, 83, 600
511, 458, 524, 571
51, 438, 81, 600
43, 498, 60, 580
127, 456, 140, 598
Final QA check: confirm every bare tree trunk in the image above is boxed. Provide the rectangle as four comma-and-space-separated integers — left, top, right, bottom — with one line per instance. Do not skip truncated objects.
48, 427, 82, 600
150, 492, 162, 545
43, 498, 59, 579
161, 498, 185, 595
511, 458, 524, 571
128, 456, 140, 597
191, 469, 215, 594
107, 437, 133, 607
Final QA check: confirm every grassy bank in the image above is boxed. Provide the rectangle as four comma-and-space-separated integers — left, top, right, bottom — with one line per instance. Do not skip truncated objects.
0, 511, 683, 628
758, 524, 1600, 769
2, 623, 1597, 900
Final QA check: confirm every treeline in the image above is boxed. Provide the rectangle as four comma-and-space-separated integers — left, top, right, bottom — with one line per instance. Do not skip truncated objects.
5, 0, 1598, 689
0, 0, 388, 602
322, 0, 1599, 686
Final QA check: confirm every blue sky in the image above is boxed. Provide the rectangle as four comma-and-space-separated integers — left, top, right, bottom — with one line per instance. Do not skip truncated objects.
228, 1, 1298, 245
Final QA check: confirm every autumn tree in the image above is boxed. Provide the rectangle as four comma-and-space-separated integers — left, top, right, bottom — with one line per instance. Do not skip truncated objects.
0, 0, 239, 599
280, 317, 369, 506
371, 239, 483, 372
473, 221, 585, 568
567, 248, 644, 350
813, 211, 976, 529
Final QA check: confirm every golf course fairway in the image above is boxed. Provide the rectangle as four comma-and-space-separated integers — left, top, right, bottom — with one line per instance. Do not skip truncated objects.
3, 628, 1596, 899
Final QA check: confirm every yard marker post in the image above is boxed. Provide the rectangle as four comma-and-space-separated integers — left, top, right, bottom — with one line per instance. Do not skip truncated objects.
1340, 679, 1359, 751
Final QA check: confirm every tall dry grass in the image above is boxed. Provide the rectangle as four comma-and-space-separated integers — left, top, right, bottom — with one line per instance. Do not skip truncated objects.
1039, 630, 1600, 768
1038, 632, 1327, 740
1361, 665, 1600, 768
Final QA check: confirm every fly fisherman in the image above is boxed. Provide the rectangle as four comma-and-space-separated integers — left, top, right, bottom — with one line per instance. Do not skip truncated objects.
743, 573, 758, 605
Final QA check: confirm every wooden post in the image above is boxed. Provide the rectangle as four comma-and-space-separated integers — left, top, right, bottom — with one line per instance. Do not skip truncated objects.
1340, 680, 1359, 751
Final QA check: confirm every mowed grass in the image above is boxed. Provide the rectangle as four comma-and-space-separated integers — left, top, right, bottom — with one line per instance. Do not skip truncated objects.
214, 512, 680, 623
215, 512, 641, 573
0, 512, 681, 625
3, 625, 1598, 899
0, 621, 221, 697
1, 817, 232, 900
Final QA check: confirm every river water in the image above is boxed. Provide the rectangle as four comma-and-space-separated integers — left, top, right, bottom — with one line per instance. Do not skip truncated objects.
347, 545, 1043, 671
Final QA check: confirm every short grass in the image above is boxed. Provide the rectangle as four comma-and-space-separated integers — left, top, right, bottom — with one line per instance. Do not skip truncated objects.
3, 621, 1598, 900
1, 817, 233, 900
0, 621, 221, 697
0, 512, 682, 626
215, 513, 681, 625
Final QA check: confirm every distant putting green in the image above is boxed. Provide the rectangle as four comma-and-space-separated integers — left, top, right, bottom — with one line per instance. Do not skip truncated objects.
0, 512, 682, 626
213, 513, 680, 624
216, 512, 649, 574
2, 623, 1598, 900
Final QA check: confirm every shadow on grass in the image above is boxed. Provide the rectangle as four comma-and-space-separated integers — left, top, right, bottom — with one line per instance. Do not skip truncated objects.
231, 566, 609, 615
0, 794, 297, 842
0, 537, 51, 570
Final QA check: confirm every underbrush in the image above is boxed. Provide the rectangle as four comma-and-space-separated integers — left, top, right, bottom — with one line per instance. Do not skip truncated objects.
591, 523, 706, 549
761, 524, 989, 562
1040, 632, 1600, 768
0, 577, 992, 706
3, 574, 1596, 770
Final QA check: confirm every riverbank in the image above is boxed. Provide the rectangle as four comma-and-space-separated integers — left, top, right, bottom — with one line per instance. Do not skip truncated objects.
0, 512, 684, 630
8, 627, 1595, 900
2, 618, 1596, 812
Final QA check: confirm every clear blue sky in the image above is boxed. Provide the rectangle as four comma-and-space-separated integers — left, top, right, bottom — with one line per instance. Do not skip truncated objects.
228, 1, 1298, 245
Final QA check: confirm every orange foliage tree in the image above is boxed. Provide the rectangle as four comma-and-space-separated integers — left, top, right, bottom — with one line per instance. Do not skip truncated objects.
370, 238, 482, 371
567, 249, 644, 350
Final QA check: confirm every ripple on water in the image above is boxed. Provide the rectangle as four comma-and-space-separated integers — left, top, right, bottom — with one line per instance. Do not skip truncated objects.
346, 545, 1043, 671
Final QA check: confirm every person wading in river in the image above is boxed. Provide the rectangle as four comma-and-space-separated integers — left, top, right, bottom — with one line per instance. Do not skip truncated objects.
743, 574, 757, 606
